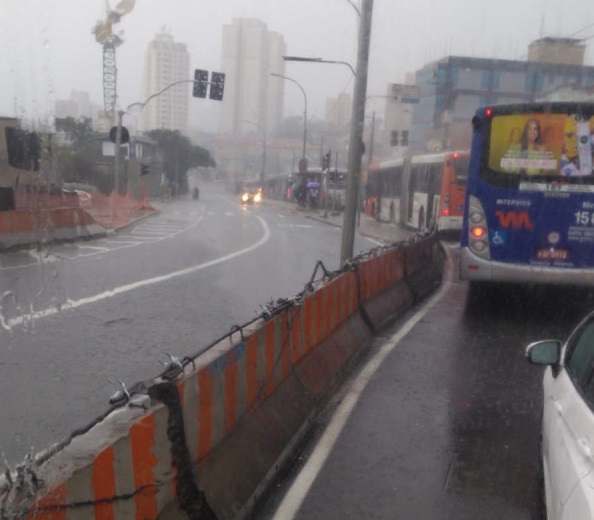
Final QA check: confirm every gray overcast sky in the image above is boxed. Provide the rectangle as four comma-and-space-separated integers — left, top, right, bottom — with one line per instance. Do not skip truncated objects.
1, 0, 593, 130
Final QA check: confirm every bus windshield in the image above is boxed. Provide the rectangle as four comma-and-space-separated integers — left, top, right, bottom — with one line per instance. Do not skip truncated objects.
487, 111, 594, 180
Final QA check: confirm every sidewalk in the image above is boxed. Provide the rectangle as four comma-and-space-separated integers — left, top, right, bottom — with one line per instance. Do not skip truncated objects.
262, 197, 416, 245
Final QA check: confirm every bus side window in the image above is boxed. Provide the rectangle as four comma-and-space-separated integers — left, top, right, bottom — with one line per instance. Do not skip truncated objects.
431, 164, 442, 195
408, 165, 421, 220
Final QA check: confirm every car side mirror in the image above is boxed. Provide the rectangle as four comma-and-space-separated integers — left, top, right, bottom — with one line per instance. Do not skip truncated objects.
525, 340, 561, 366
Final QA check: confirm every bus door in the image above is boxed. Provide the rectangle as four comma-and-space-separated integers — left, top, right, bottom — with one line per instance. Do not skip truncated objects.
426, 163, 442, 228
449, 155, 469, 217
406, 165, 416, 223
408, 164, 429, 228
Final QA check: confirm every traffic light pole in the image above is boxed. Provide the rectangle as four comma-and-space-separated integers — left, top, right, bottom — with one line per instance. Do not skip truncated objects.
113, 75, 224, 196
340, 0, 374, 266
113, 110, 124, 194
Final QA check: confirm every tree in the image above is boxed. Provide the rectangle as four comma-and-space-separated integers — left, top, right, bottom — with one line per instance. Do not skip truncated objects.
146, 129, 215, 194
55, 117, 100, 155
54, 117, 102, 186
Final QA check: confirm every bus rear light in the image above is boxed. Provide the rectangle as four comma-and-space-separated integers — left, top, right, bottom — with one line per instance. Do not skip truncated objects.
485, 108, 493, 117
469, 211, 483, 224
441, 208, 450, 216
471, 226, 486, 239
471, 240, 488, 252
466, 195, 491, 259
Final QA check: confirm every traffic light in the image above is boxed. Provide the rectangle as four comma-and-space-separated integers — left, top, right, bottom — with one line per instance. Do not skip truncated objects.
401, 130, 409, 146
109, 125, 130, 144
209, 72, 226, 101
140, 163, 150, 176
390, 130, 399, 146
193, 69, 208, 98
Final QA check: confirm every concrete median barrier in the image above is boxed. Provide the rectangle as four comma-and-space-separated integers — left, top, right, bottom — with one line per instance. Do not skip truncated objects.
0, 234, 444, 520
0, 207, 106, 250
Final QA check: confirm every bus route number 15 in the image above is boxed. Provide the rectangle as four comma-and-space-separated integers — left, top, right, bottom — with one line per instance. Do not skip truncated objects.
574, 211, 594, 226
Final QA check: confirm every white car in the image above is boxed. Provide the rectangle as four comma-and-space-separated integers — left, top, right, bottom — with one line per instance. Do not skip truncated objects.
526, 312, 594, 520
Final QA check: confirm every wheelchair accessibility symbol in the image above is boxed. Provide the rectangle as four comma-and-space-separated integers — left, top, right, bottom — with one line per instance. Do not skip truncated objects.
490, 230, 506, 246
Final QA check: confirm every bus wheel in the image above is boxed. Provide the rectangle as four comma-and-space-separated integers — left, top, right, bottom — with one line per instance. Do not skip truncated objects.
418, 207, 425, 231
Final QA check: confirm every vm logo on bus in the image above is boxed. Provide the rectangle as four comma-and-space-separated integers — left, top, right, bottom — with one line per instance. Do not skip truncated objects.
495, 210, 534, 230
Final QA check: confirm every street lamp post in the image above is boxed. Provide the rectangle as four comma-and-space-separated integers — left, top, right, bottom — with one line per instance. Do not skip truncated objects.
282, 26, 374, 265
114, 78, 200, 193
270, 73, 308, 168
341, 0, 374, 266
358, 109, 375, 227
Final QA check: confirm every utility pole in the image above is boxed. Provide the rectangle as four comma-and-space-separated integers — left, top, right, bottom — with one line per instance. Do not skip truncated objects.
340, 0, 374, 266
358, 110, 375, 227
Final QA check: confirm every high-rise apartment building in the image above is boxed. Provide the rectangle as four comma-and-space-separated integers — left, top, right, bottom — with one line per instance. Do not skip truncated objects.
139, 32, 190, 133
220, 18, 286, 137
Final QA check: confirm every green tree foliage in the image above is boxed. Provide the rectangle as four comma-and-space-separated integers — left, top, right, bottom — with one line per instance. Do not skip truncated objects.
55, 117, 100, 155
146, 129, 215, 194
54, 117, 102, 186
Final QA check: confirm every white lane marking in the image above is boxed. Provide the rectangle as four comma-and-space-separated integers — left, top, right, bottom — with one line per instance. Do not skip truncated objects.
130, 231, 171, 237
272, 252, 454, 520
362, 237, 384, 246
277, 224, 314, 229
0, 215, 270, 331
27, 251, 59, 263
140, 224, 185, 231
108, 239, 141, 245
77, 245, 110, 252
0, 217, 204, 269
124, 236, 163, 241
225, 211, 235, 217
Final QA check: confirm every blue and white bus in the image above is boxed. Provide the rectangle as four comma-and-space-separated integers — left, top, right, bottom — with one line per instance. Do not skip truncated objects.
461, 102, 594, 286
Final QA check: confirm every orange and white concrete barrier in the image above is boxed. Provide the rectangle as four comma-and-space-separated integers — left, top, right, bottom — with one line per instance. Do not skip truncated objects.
0, 235, 444, 519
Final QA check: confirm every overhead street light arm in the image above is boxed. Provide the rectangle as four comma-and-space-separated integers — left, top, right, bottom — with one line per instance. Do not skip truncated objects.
283, 56, 356, 77
127, 79, 199, 112
113, 78, 200, 193
270, 72, 308, 160
344, 0, 361, 16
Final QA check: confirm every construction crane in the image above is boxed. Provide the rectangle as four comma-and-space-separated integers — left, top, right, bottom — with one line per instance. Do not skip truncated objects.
92, 0, 136, 118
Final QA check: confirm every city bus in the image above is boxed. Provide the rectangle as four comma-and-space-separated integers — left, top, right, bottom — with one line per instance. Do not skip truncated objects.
366, 158, 405, 223
460, 102, 594, 286
404, 151, 469, 232
366, 151, 469, 233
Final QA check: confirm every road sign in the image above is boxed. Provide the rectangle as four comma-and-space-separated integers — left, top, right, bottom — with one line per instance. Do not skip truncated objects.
390, 83, 420, 104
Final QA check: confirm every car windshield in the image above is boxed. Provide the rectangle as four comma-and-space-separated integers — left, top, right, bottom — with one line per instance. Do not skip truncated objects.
3, 1, 594, 519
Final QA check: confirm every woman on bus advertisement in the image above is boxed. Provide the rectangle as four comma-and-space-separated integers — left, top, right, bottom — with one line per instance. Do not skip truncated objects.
493, 113, 594, 177
497, 116, 557, 173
